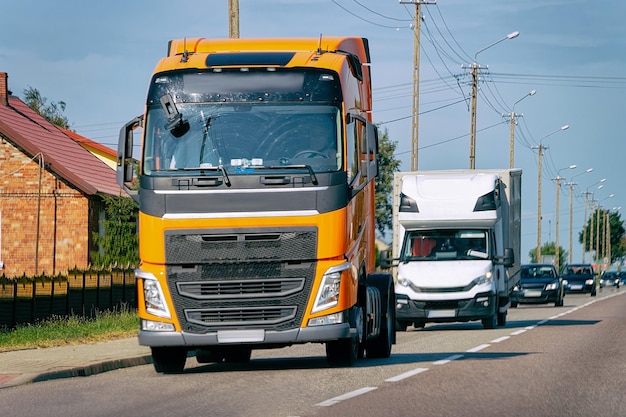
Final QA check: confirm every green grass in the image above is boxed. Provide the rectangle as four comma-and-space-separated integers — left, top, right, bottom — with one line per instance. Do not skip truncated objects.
0, 308, 139, 352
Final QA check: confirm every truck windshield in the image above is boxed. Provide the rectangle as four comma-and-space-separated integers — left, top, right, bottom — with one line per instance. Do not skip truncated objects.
142, 69, 343, 176
402, 229, 489, 261
143, 103, 341, 175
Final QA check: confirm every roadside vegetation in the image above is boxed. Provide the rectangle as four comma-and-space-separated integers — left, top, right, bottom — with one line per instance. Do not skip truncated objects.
0, 307, 138, 352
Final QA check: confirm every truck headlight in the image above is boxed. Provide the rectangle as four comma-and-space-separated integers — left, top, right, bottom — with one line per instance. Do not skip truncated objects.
545, 282, 558, 291
136, 270, 171, 319
312, 263, 350, 313
473, 271, 493, 286
397, 274, 411, 287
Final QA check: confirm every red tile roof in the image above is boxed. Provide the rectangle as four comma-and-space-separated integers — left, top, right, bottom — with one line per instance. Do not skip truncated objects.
0, 94, 123, 197
62, 128, 117, 158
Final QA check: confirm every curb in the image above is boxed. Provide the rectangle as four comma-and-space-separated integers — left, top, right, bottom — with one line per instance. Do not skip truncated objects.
0, 355, 153, 389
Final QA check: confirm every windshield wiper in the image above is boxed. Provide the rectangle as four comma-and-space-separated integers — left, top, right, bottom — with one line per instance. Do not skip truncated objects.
169, 165, 231, 186
249, 165, 318, 185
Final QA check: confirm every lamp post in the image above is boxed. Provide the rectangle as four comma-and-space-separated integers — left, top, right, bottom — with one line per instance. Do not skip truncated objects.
567, 168, 593, 264
534, 125, 570, 262
582, 179, 606, 262
554, 164, 576, 270
506, 89, 536, 169
468, 31, 520, 169
595, 194, 614, 267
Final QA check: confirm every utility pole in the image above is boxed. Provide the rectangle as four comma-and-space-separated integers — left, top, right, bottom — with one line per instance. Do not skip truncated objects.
400, 0, 435, 171
228, 0, 240, 38
581, 191, 591, 263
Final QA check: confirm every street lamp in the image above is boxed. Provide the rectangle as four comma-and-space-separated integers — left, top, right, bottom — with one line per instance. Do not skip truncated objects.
468, 31, 520, 169
534, 124, 570, 262
506, 89, 536, 168
554, 164, 576, 271
582, 179, 606, 262
567, 168, 593, 263
595, 193, 614, 267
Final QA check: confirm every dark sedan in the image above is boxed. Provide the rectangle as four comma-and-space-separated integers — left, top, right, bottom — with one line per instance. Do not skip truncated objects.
512, 264, 564, 307
562, 263, 597, 296
600, 271, 620, 288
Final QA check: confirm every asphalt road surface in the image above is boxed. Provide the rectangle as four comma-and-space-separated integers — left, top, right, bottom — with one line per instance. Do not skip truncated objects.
1, 290, 624, 417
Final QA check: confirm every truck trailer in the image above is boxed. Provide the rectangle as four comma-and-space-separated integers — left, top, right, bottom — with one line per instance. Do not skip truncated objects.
381, 169, 521, 330
116, 36, 395, 373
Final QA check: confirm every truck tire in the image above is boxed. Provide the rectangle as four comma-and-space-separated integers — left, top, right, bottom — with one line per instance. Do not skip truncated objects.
151, 346, 187, 373
497, 310, 507, 326
481, 313, 497, 329
326, 305, 363, 366
366, 273, 395, 359
326, 336, 358, 366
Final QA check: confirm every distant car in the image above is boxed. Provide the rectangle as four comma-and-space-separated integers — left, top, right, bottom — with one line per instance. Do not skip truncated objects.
600, 271, 620, 288
512, 264, 564, 307
562, 263, 597, 296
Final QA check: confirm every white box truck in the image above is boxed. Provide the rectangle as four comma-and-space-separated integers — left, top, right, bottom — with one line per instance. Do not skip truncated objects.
381, 169, 521, 330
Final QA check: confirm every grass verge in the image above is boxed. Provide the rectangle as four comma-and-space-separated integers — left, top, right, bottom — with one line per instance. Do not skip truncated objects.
0, 308, 138, 352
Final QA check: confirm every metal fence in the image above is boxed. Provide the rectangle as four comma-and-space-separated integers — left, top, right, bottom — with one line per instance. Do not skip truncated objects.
0, 269, 136, 329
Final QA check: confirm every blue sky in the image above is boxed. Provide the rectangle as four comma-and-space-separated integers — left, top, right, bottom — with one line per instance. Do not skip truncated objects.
2, 0, 625, 263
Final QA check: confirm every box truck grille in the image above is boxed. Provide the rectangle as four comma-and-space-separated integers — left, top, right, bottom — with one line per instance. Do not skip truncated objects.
164, 227, 318, 334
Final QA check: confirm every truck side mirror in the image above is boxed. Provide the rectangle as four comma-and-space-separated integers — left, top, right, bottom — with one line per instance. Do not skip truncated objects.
379, 250, 391, 269
502, 247, 514, 267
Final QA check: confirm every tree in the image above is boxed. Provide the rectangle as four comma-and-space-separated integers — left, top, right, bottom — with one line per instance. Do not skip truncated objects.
23, 86, 71, 129
91, 195, 139, 268
374, 127, 401, 236
528, 242, 567, 268
578, 208, 625, 263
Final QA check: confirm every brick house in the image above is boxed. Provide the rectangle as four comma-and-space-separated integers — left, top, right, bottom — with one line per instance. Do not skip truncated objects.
0, 72, 125, 277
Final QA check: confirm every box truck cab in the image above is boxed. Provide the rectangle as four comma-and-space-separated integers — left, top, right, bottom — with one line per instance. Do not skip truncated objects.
382, 169, 521, 330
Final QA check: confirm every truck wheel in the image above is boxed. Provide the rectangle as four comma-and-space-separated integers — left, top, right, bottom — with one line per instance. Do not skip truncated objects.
497, 311, 507, 326
366, 275, 394, 359
481, 313, 497, 329
326, 336, 358, 366
326, 305, 363, 366
151, 346, 187, 373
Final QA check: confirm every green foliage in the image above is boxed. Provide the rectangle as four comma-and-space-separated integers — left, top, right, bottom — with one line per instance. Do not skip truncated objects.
375, 127, 401, 235
577, 208, 625, 263
23, 86, 71, 129
0, 307, 138, 352
91, 195, 139, 268
528, 242, 568, 268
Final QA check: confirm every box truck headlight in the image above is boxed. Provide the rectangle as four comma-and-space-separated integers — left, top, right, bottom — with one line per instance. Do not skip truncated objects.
312, 263, 350, 314
473, 271, 493, 286
397, 274, 411, 288
136, 270, 171, 319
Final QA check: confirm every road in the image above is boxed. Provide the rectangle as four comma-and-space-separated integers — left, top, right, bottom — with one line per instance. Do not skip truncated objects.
1, 290, 624, 417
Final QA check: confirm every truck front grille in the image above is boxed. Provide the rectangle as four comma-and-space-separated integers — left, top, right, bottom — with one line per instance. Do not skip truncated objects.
164, 227, 318, 334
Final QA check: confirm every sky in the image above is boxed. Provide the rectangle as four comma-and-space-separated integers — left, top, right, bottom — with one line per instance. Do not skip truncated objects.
2, 0, 625, 263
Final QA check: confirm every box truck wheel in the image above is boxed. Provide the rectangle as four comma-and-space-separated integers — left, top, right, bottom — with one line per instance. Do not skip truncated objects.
497, 310, 507, 326
151, 346, 187, 373
481, 313, 497, 329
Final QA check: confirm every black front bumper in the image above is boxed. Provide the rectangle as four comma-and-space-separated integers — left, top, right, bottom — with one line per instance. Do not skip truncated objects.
395, 292, 496, 323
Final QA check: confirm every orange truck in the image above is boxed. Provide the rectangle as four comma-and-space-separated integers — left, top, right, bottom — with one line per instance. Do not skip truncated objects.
117, 36, 395, 373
